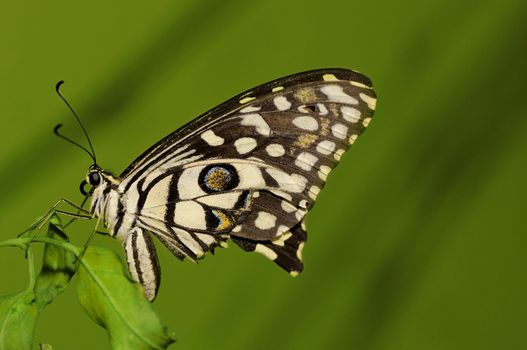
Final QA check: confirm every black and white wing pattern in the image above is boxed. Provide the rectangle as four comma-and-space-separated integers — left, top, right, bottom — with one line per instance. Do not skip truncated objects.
116, 68, 376, 299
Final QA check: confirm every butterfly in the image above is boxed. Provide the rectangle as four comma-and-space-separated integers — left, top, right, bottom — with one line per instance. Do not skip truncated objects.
71, 68, 376, 301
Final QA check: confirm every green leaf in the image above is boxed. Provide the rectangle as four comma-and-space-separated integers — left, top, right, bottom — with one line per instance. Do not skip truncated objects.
77, 246, 176, 350
34, 215, 76, 310
0, 291, 39, 350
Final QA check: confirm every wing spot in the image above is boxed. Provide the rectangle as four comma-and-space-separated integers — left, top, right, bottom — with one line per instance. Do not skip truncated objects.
273, 231, 292, 245
295, 152, 318, 171
255, 244, 278, 260
359, 93, 377, 110
293, 133, 318, 149
316, 140, 336, 155
240, 105, 261, 113
317, 103, 328, 115
273, 96, 292, 111
292, 116, 318, 131
334, 149, 345, 161
255, 211, 277, 230
349, 134, 358, 145
362, 117, 372, 127
240, 96, 256, 104
272, 86, 284, 92
341, 106, 361, 123
350, 81, 370, 88
296, 242, 305, 260
331, 123, 348, 139
323, 73, 338, 81
234, 137, 257, 154
309, 185, 320, 200
320, 85, 358, 104
295, 87, 316, 103
240, 113, 271, 136
198, 164, 240, 193
281, 200, 297, 213
266, 143, 285, 157
318, 165, 331, 181
200, 130, 224, 146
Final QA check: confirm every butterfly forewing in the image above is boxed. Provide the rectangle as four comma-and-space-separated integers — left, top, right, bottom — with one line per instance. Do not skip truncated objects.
113, 68, 376, 299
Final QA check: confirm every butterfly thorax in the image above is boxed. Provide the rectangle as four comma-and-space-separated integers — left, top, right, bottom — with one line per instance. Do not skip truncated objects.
88, 168, 128, 239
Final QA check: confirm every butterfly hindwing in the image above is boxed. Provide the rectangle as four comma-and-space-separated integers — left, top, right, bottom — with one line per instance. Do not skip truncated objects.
118, 68, 376, 280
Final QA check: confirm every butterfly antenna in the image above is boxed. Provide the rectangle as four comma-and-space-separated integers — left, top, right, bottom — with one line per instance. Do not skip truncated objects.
54, 80, 97, 163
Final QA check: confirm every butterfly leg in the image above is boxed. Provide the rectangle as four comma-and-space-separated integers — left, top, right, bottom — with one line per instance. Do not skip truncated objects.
36, 198, 91, 229
18, 198, 92, 238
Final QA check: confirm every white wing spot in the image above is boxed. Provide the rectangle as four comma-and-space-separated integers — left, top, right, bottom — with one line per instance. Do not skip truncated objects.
321, 85, 358, 104
317, 103, 328, 115
266, 168, 307, 193
266, 143, 285, 157
295, 208, 307, 221
234, 137, 257, 154
360, 93, 376, 110
299, 199, 308, 209
331, 123, 348, 139
341, 106, 361, 123
281, 200, 297, 213
201, 130, 224, 146
293, 116, 318, 131
240, 113, 271, 136
295, 152, 318, 171
255, 211, 277, 230
255, 244, 278, 260
316, 140, 336, 155
240, 105, 261, 113
273, 96, 292, 111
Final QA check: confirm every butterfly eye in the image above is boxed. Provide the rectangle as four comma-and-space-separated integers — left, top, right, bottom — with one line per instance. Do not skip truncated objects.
88, 171, 101, 186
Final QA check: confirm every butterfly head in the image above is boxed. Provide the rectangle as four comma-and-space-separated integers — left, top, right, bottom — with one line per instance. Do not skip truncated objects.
80, 164, 117, 196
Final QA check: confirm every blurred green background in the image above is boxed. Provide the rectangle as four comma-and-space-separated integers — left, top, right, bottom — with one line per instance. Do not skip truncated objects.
1, 0, 526, 349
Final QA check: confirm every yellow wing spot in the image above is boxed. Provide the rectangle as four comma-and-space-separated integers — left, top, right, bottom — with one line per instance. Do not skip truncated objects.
293, 133, 318, 149
323, 74, 338, 81
362, 117, 372, 127
296, 242, 305, 260
239, 96, 256, 104
272, 86, 284, 92
290, 271, 299, 277
350, 81, 370, 89
213, 210, 232, 230
295, 87, 316, 104
319, 118, 330, 136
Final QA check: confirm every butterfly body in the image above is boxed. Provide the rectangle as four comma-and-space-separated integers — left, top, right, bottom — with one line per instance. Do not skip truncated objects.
84, 68, 377, 301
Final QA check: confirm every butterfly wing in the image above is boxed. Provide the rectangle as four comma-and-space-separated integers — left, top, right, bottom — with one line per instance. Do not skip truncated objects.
119, 68, 376, 298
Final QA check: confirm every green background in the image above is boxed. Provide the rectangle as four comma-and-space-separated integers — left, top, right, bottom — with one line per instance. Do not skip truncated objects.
1, 0, 526, 349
